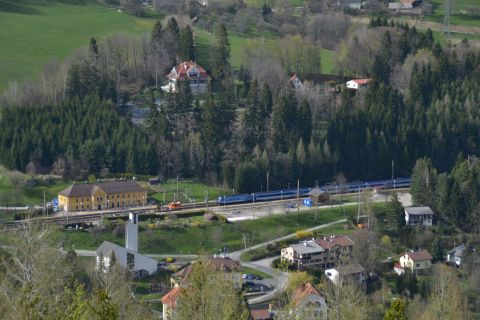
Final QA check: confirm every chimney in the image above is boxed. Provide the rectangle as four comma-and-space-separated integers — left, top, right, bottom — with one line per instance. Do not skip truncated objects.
125, 213, 138, 252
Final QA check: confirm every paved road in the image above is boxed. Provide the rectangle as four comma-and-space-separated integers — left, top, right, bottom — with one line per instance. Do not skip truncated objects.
74, 249, 198, 260
226, 219, 348, 262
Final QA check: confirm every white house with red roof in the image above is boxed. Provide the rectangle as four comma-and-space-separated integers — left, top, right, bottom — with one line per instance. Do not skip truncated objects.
161, 286, 182, 320
162, 61, 209, 93
346, 78, 371, 90
289, 74, 305, 93
394, 250, 433, 275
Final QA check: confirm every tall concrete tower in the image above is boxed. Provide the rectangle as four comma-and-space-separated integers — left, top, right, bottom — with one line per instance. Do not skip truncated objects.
125, 212, 138, 252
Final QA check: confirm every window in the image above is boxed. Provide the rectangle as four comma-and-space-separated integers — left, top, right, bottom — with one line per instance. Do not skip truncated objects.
117, 195, 120, 199
416, 263, 420, 268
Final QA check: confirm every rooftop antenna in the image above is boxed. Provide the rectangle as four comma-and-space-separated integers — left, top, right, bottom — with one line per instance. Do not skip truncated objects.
442, 0, 452, 37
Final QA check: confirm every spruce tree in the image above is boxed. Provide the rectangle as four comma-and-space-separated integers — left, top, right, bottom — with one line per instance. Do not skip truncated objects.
178, 25, 195, 61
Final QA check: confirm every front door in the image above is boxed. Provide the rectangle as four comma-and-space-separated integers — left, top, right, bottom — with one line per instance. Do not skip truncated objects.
98, 205, 101, 210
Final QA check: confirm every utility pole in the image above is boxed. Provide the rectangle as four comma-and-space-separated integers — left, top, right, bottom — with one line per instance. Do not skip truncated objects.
391, 160, 394, 180
176, 175, 179, 203
297, 179, 300, 214
443, 0, 452, 36
43, 191, 46, 216
266, 171, 269, 192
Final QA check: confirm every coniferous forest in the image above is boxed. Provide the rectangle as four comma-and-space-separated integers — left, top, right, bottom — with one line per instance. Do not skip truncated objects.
0, 21, 479, 196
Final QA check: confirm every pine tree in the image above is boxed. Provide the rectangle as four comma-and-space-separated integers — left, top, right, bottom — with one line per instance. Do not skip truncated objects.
151, 20, 163, 44
298, 100, 312, 144
210, 23, 231, 88
178, 25, 195, 61
431, 237, 444, 262
272, 85, 298, 152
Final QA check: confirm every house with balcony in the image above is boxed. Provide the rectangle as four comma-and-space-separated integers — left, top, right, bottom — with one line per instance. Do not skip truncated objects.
281, 235, 354, 270
162, 61, 209, 93
404, 206, 435, 227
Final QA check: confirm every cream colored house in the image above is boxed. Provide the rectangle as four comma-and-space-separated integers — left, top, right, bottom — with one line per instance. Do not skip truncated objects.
395, 250, 432, 275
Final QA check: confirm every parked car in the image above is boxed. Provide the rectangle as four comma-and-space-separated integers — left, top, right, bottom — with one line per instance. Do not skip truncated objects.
247, 274, 255, 280
254, 275, 263, 280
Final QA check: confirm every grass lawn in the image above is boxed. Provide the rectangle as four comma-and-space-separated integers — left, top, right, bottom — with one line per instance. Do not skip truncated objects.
60, 203, 385, 254
147, 179, 229, 204
0, 166, 71, 206
427, 0, 480, 27
0, 0, 157, 90
196, 29, 336, 75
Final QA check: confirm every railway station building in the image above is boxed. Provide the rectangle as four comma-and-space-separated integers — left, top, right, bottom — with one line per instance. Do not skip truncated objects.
58, 180, 147, 212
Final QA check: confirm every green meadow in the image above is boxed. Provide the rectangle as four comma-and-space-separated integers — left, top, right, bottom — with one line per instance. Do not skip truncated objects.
0, 0, 157, 89
427, 0, 480, 27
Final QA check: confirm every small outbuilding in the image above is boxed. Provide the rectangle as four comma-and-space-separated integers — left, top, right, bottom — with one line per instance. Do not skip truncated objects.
308, 188, 329, 206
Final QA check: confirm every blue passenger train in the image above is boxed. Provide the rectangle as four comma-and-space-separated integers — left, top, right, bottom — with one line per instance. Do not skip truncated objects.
216, 177, 411, 205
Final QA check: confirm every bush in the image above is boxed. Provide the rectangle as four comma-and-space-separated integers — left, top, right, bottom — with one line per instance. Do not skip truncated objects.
166, 257, 175, 263
295, 230, 315, 240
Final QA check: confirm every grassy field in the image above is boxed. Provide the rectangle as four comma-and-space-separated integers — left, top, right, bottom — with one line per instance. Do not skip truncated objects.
0, 0, 157, 90
0, 167, 71, 206
195, 29, 336, 75
60, 203, 386, 254
427, 0, 480, 27
147, 179, 229, 204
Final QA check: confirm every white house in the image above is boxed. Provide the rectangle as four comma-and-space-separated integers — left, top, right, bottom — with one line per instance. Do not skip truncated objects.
447, 244, 465, 267
289, 74, 305, 93
96, 213, 157, 277
281, 235, 354, 270
404, 206, 435, 227
161, 61, 209, 93
161, 286, 182, 320
395, 250, 432, 275
325, 263, 366, 287
346, 78, 371, 90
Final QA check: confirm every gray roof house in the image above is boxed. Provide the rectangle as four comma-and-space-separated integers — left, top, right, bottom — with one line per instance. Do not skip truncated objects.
447, 244, 465, 267
405, 206, 435, 227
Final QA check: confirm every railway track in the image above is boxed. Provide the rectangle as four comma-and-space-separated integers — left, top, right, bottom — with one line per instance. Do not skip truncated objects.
0, 187, 409, 230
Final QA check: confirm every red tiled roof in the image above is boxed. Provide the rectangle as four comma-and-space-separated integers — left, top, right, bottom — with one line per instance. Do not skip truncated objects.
292, 283, 322, 306
316, 235, 353, 250
401, 250, 433, 261
251, 309, 271, 320
167, 61, 208, 80
351, 78, 371, 85
161, 286, 182, 306
400, 0, 416, 4
394, 263, 404, 269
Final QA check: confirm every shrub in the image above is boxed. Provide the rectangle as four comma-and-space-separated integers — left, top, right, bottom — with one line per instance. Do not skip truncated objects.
295, 230, 315, 240
166, 257, 175, 263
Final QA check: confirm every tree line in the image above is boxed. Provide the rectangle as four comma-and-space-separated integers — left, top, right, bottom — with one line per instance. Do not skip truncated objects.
0, 96, 156, 176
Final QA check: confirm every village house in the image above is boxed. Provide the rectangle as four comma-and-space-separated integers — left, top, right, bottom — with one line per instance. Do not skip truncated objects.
325, 263, 366, 288
58, 180, 147, 212
289, 74, 305, 93
250, 307, 274, 320
404, 206, 435, 227
394, 250, 433, 275
388, 0, 421, 10
447, 244, 465, 267
281, 235, 354, 270
161, 61, 209, 93
161, 286, 182, 320
346, 78, 371, 90
290, 283, 328, 319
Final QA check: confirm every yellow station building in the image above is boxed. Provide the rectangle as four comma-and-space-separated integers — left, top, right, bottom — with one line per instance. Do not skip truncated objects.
58, 180, 147, 212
